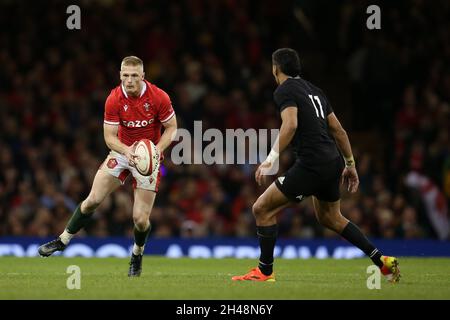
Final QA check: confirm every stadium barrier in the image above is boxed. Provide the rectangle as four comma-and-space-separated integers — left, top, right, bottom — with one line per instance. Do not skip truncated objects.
0, 237, 449, 258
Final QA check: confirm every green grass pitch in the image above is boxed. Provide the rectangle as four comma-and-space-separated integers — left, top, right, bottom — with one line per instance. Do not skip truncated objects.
1, 257, 449, 299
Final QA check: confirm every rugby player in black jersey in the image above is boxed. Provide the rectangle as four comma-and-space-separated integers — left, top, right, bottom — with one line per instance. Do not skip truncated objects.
232, 48, 400, 283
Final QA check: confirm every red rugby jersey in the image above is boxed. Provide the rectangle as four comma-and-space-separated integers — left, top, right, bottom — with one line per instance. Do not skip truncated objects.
104, 80, 175, 146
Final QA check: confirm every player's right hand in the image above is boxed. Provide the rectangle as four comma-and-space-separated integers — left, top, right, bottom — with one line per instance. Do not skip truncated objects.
341, 166, 359, 193
255, 161, 273, 186
124, 142, 139, 167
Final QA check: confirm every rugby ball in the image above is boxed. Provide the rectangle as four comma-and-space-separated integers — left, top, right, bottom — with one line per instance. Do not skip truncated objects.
133, 139, 159, 176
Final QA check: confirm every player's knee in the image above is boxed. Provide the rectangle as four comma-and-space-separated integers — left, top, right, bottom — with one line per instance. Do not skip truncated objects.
83, 195, 103, 212
133, 213, 150, 230
252, 202, 261, 218
252, 201, 268, 219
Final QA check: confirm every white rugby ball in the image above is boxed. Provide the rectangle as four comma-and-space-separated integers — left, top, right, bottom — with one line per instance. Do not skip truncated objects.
133, 139, 159, 176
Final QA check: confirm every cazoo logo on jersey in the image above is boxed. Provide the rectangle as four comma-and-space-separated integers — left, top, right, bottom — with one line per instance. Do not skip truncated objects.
122, 119, 154, 128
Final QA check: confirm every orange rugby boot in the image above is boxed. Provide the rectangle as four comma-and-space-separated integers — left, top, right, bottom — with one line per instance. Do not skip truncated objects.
231, 267, 275, 282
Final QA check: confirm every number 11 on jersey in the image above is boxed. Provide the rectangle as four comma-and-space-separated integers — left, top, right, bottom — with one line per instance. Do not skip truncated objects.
308, 94, 325, 119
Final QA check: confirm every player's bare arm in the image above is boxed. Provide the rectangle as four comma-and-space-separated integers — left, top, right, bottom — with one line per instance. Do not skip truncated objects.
156, 116, 177, 156
256, 106, 297, 186
327, 112, 359, 193
103, 123, 138, 166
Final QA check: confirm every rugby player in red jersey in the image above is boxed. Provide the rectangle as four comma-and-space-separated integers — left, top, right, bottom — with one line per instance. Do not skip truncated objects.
39, 56, 177, 277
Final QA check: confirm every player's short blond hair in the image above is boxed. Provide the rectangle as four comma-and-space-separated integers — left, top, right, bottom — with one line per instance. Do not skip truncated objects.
121, 56, 144, 68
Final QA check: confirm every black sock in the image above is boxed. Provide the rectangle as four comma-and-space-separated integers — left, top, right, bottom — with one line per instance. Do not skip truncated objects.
134, 224, 151, 248
66, 203, 94, 234
257, 225, 278, 276
341, 221, 383, 268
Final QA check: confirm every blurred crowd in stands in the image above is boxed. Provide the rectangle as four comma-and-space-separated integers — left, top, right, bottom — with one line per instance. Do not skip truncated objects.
0, 0, 448, 239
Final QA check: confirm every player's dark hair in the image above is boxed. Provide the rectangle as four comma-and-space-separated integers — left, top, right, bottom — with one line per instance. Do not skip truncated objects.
272, 48, 301, 77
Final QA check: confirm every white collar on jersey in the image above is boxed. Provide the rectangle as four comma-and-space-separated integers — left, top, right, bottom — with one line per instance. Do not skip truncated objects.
287, 75, 301, 79
121, 81, 147, 98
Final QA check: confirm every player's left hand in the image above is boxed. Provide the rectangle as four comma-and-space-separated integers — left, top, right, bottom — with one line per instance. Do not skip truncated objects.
255, 161, 273, 186
341, 166, 359, 193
